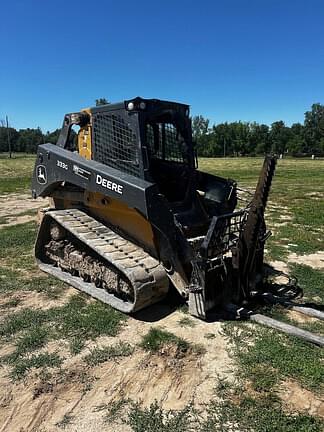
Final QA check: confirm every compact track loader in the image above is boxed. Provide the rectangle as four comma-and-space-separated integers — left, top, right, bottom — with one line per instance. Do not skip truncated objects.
32, 97, 277, 319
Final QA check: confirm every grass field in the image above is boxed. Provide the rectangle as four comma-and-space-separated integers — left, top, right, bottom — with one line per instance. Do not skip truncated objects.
0, 155, 323, 431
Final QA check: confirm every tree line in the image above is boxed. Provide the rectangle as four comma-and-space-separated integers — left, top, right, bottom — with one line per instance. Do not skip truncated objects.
192, 103, 324, 156
0, 102, 323, 156
0, 98, 108, 154
0, 126, 61, 154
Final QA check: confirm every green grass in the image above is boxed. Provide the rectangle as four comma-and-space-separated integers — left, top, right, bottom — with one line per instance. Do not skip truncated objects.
0, 294, 127, 378
0, 307, 50, 338
265, 241, 288, 261
0, 176, 33, 194
223, 323, 324, 393
266, 305, 324, 337
290, 264, 324, 301
202, 391, 322, 432
84, 342, 134, 366
102, 399, 130, 423
0, 221, 36, 254
0, 155, 35, 194
52, 295, 127, 340
126, 401, 198, 432
15, 326, 48, 354
0, 297, 21, 309
140, 328, 191, 354
200, 158, 324, 265
177, 316, 196, 327
0, 294, 126, 341
69, 336, 85, 355
0, 222, 37, 271
273, 224, 323, 255
23, 276, 66, 299
98, 395, 322, 432
55, 414, 75, 429
0, 216, 127, 379
9, 352, 63, 380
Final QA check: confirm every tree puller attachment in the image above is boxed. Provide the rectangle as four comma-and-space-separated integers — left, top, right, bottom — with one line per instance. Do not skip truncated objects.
31, 97, 323, 345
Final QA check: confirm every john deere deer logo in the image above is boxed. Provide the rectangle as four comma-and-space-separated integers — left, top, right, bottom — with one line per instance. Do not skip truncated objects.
36, 165, 47, 184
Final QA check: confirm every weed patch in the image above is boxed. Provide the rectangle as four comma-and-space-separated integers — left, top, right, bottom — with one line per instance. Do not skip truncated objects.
127, 401, 198, 432
0, 297, 21, 309
55, 414, 75, 429
15, 326, 48, 355
69, 336, 85, 355
0, 308, 49, 338
178, 316, 196, 327
84, 342, 134, 366
10, 352, 62, 380
202, 390, 322, 432
140, 328, 190, 353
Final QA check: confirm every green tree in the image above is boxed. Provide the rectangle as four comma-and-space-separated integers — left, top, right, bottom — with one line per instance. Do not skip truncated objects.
16, 128, 44, 153
249, 123, 270, 155
304, 103, 324, 154
269, 121, 290, 154
287, 123, 304, 154
45, 129, 61, 144
0, 127, 19, 153
191, 115, 210, 140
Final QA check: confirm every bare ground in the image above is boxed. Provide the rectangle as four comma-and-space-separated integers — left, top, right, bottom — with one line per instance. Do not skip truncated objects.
0, 306, 234, 432
288, 251, 324, 270
0, 193, 45, 228
278, 379, 324, 419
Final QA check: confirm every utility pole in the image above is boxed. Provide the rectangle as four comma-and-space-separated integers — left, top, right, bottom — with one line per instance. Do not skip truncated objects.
223, 136, 226, 158
6, 116, 11, 159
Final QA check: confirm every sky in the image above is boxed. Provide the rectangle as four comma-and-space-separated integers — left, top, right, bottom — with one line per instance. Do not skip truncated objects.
0, 0, 324, 132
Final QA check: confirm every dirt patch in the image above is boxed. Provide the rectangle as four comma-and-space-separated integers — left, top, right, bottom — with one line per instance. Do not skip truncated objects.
305, 192, 323, 200
269, 260, 289, 274
0, 214, 36, 227
279, 214, 293, 221
0, 309, 234, 432
0, 193, 45, 228
0, 287, 76, 316
286, 309, 318, 324
270, 221, 289, 227
267, 204, 290, 211
288, 251, 324, 269
278, 379, 324, 418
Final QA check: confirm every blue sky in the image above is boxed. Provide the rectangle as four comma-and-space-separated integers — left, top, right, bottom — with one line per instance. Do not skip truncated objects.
1, 0, 323, 132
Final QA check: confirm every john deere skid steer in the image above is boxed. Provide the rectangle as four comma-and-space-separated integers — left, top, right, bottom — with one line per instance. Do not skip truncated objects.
31, 97, 276, 319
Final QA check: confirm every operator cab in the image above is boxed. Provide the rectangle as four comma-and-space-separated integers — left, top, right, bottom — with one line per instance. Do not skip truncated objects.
57, 97, 235, 234
91, 97, 197, 205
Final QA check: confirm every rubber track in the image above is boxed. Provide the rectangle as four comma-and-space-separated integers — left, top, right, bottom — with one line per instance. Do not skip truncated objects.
37, 209, 169, 313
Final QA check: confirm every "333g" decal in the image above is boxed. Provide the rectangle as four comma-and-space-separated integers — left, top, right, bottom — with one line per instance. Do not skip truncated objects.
57, 160, 68, 170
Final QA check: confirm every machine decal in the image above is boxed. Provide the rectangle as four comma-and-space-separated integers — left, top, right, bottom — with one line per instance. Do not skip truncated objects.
96, 173, 123, 195
36, 165, 47, 185
57, 160, 68, 170
73, 164, 91, 180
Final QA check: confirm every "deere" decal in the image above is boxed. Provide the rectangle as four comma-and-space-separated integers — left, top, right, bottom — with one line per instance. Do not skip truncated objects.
96, 174, 123, 195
